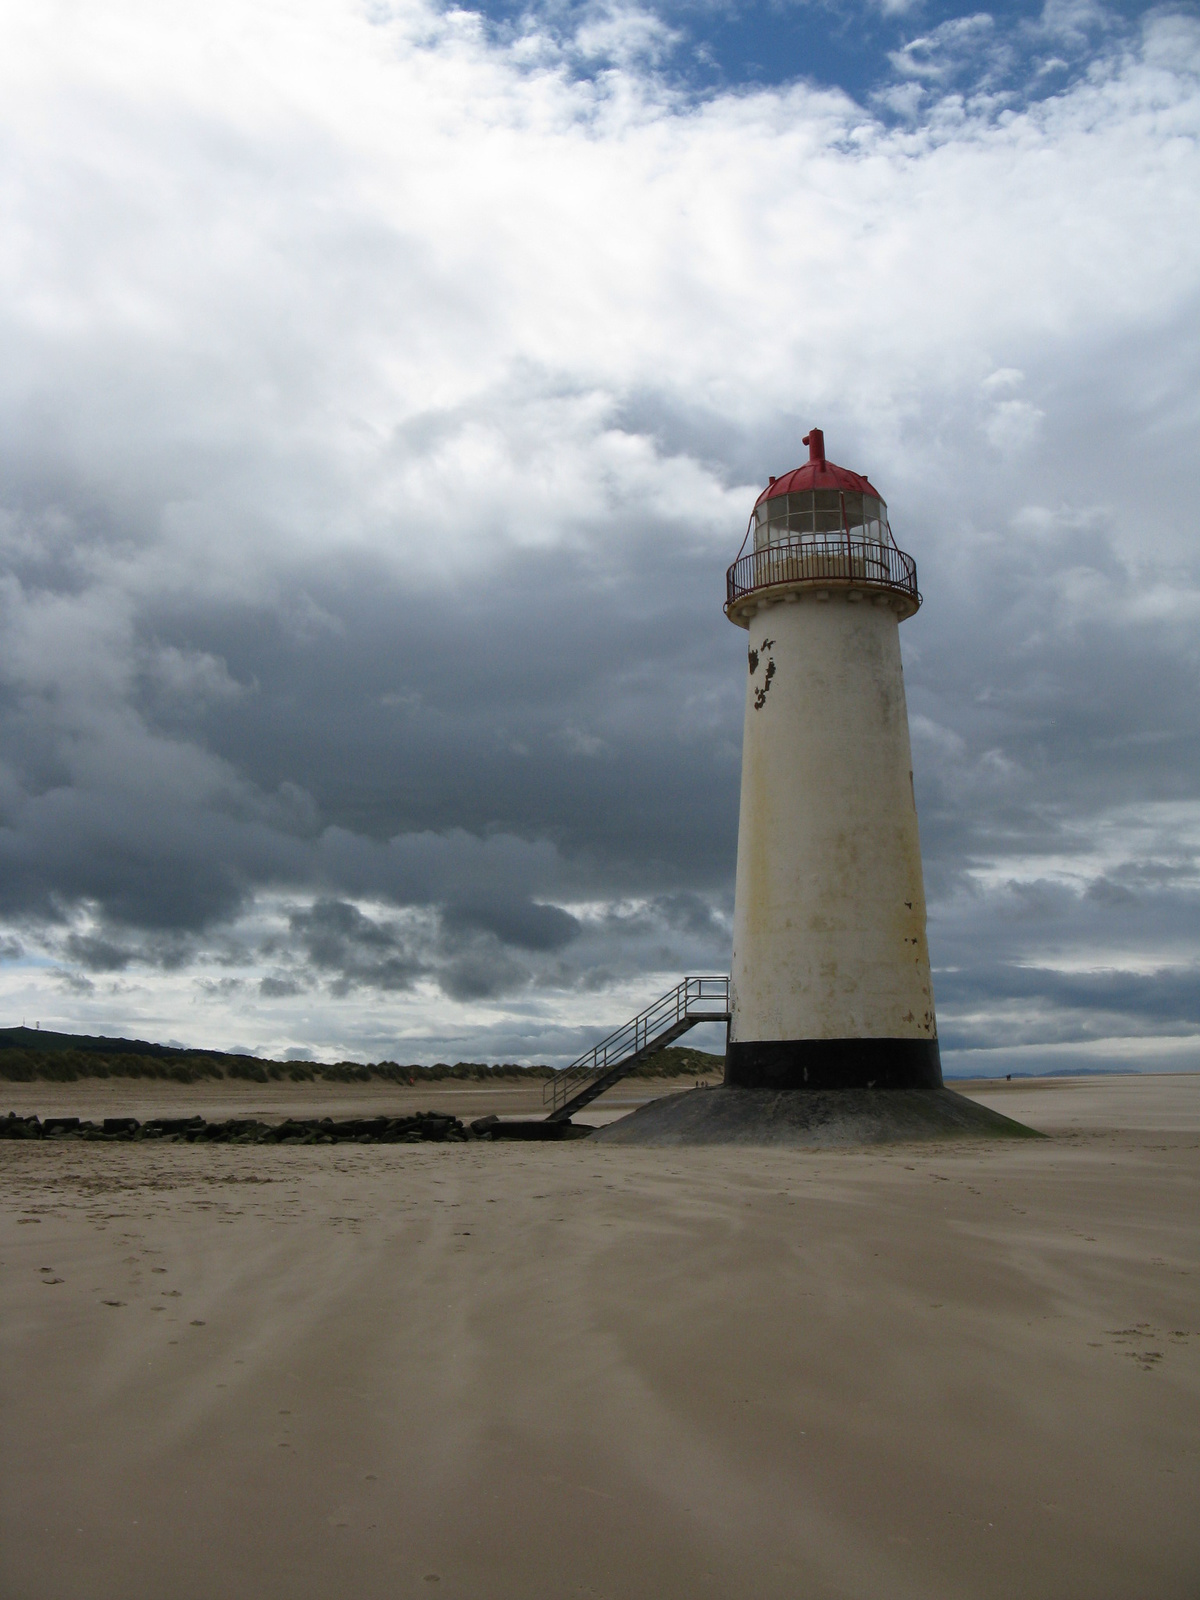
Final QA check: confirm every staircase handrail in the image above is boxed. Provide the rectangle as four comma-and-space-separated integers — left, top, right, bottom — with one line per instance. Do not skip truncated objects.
543, 975, 730, 1113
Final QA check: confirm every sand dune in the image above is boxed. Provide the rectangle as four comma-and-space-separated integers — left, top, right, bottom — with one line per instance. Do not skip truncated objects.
2, 1075, 1198, 1599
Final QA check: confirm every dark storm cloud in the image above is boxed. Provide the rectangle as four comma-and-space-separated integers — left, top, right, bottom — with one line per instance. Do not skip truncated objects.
259, 973, 306, 999
653, 892, 728, 939
63, 932, 136, 973
287, 899, 426, 995
437, 942, 530, 1003
442, 891, 581, 952
0, 785, 306, 931
139, 535, 745, 887
0, 517, 746, 946
935, 964, 1200, 1047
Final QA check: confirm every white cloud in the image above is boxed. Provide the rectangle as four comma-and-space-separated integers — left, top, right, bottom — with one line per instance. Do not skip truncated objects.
982, 367, 1025, 392
889, 13, 999, 82
985, 397, 1046, 451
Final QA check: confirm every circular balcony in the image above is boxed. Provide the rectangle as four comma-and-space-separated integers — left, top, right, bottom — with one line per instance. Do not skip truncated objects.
725, 533, 921, 627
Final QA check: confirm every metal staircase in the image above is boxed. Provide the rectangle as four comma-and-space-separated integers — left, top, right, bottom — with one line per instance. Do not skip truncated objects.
543, 976, 730, 1123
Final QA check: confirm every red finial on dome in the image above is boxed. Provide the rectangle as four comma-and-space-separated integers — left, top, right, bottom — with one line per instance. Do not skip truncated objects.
755, 429, 883, 507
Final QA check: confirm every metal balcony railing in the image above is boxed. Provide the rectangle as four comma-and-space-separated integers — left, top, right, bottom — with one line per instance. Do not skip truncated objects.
543, 975, 730, 1122
726, 534, 920, 613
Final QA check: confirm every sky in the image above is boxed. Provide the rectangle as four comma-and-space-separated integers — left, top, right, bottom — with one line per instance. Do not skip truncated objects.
0, 0, 1197, 1073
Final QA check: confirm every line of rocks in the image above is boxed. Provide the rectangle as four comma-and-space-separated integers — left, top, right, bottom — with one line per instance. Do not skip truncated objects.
3, 1111, 469, 1144
1, 1111, 591, 1144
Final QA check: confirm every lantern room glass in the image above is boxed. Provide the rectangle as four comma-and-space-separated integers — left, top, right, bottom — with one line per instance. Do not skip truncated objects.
754, 491, 889, 550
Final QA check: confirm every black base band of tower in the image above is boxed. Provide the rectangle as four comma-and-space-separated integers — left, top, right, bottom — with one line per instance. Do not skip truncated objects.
725, 1037, 942, 1091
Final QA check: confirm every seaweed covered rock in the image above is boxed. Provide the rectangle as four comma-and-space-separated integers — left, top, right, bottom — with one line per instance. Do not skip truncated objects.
0, 1110, 488, 1144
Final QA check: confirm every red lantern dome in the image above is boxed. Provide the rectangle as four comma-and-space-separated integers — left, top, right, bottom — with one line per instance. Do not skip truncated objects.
750, 429, 890, 548
754, 428, 884, 507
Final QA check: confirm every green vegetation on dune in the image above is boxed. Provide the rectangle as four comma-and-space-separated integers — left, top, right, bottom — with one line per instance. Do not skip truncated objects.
0, 1027, 725, 1085
0, 1049, 228, 1084
627, 1045, 724, 1080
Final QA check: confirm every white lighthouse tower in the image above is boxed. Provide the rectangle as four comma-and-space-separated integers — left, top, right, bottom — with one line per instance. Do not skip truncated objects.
724, 429, 940, 1091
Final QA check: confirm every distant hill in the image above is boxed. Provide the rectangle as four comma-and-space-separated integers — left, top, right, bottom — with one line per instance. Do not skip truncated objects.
0, 1026, 723, 1085
0, 1026, 188, 1058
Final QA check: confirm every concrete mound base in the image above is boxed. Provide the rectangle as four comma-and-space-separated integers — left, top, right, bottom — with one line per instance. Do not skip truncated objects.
591, 1085, 1039, 1147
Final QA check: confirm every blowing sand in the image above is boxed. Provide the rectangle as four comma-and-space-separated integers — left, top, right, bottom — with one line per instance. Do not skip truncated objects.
2, 1074, 1198, 1599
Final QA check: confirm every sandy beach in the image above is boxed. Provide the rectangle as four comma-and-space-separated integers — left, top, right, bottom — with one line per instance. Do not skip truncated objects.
2, 1074, 1198, 1599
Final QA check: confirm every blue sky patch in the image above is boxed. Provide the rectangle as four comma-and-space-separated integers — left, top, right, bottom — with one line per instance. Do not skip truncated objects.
468, 0, 1154, 111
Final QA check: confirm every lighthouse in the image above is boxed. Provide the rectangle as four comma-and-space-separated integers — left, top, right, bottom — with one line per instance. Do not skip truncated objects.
592, 429, 1032, 1141
723, 429, 940, 1092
